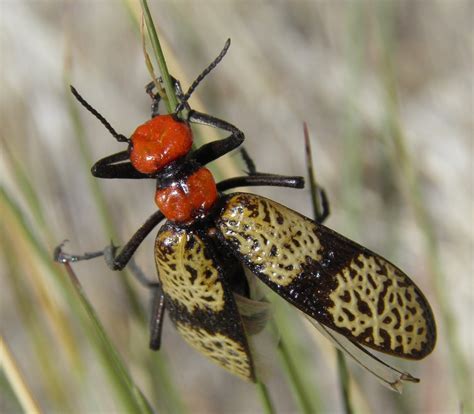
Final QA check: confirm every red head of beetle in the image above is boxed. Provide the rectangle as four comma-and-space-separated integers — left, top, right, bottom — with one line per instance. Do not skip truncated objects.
130, 114, 193, 175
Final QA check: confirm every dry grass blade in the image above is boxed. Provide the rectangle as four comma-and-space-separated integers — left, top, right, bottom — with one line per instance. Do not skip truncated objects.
1, 339, 42, 414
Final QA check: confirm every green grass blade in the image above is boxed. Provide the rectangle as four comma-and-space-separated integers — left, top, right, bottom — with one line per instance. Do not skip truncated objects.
1, 234, 73, 409
336, 351, 354, 414
140, 0, 178, 113
276, 330, 317, 414
61, 262, 153, 414
304, 124, 355, 414
255, 381, 275, 414
2, 140, 48, 236
64, 78, 146, 321
1, 187, 152, 413
376, 3, 472, 412
136, 5, 280, 412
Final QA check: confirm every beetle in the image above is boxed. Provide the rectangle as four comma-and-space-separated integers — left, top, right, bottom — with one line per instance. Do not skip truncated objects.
55, 39, 436, 390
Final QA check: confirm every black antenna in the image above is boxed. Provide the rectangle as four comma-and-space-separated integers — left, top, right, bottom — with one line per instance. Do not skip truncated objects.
175, 38, 231, 113
70, 86, 129, 143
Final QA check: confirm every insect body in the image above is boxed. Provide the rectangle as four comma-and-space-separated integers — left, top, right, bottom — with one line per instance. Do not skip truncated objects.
56, 40, 436, 388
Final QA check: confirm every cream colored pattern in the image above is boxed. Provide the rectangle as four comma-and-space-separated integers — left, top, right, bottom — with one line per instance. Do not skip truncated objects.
155, 229, 225, 313
219, 194, 322, 286
176, 322, 252, 381
328, 254, 428, 355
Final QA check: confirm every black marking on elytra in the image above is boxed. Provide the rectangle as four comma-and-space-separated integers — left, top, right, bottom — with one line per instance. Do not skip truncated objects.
155, 222, 255, 380
215, 193, 437, 360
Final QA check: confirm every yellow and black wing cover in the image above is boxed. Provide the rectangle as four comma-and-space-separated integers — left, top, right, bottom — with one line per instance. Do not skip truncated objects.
155, 222, 255, 381
216, 193, 436, 359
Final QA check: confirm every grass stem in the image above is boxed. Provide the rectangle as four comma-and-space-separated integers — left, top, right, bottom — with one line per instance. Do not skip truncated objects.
255, 381, 275, 414
1, 339, 42, 414
304, 124, 354, 414
140, 0, 178, 113
376, 3, 472, 411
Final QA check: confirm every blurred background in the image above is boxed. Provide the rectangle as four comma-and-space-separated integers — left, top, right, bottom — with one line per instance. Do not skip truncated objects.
1, 1, 472, 413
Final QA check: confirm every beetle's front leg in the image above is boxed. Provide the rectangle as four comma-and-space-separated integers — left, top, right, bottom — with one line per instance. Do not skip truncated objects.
55, 209, 165, 273
91, 151, 152, 179
145, 76, 190, 118
187, 110, 245, 166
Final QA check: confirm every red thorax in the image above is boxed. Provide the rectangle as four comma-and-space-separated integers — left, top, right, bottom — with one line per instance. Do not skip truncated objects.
155, 167, 218, 223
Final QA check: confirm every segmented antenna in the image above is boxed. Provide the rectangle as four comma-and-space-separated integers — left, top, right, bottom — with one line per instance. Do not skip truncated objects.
175, 39, 231, 113
70, 86, 129, 143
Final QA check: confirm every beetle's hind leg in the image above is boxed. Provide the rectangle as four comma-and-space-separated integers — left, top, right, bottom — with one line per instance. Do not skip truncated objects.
118, 257, 166, 350
54, 241, 167, 351
314, 186, 330, 224
240, 147, 302, 179
149, 286, 166, 350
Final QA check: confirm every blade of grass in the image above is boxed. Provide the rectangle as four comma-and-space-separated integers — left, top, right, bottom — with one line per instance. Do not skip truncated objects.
65, 5, 188, 411
2, 138, 84, 382
255, 381, 275, 414
64, 77, 145, 321
65, 89, 185, 412
140, 0, 178, 113
1, 233, 72, 409
65, 16, 186, 412
273, 319, 319, 414
2, 140, 48, 236
61, 261, 153, 414
376, 3, 472, 412
259, 125, 325, 414
126, 1, 243, 182
341, 2, 365, 236
304, 123, 354, 414
1, 338, 42, 414
1, 191, 82, 373
3, 93, 181, 410
140, 14, 165, 100
336, 350, 354, 414
1, 187, 152, 413
136, 5, 279, 412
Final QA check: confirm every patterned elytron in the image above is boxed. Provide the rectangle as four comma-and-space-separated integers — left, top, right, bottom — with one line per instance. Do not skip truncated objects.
328, 254, 429, 356
154, 222, 255, 381
217, 193, 436, 360
217, 193, 322, 286
176, 322, 252, 381
155, 227, 224, 313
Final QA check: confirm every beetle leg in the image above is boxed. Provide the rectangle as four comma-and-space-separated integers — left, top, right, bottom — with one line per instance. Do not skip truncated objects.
238, 148, 291, 177
187, 110, 245, 165
149, 286, 166, 350
314, 186, 330, 224
145, 76, 190, 118
127, 257, 166, 350
91, 151, 152, 179
217, 174, 304, 192
53, 242, 104, 262
104, 210, 165, 270
54, 210, 165, 272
